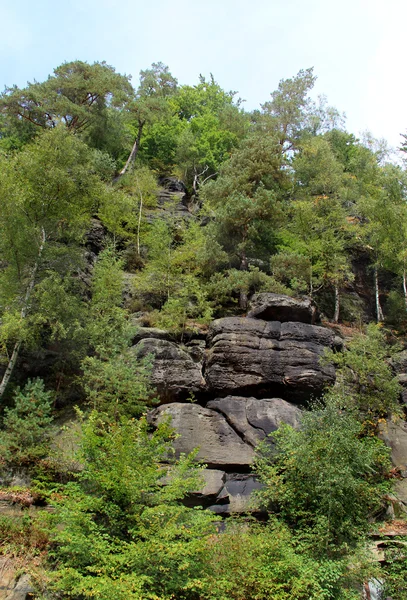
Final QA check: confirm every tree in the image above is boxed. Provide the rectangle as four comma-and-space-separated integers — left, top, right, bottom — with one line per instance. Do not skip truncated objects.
259, 67, 316, 152
49, 413, 215, 600
0, 128, 110, 399
81, 247, 155, 419
254, 396, 391, 558
203, 131, 286, 308
173, 75, 248, 191
132, 218, 213, 334
0, 61, 133, 149
287, 136, 354, 320
118, 63, 178, 176
328, 324, 402, 422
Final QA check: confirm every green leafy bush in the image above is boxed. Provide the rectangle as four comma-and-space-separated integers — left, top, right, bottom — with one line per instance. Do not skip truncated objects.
48, 413, 216, 599
254, 396, 391, 557
0, 379, 53, 465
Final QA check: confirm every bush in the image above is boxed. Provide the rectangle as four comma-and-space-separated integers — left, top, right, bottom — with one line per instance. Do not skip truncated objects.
48, 413, 216, 600
0, 379, 53, 466
254, 396, 392, 557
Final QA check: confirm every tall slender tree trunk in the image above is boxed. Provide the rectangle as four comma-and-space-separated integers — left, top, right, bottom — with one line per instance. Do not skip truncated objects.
136, 186, 143, 256
239, 250, 249, 311
374, 266, 384, 323
118, 121, 144, 178
333, 282, 340, 323
0, 229, 46, 400
403, 263, 407, 310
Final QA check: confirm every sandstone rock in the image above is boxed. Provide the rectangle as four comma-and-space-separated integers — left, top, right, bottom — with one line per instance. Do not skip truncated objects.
205, 317, 335, 401
247, 293, 319, 323
379, 420, 407, 507
147, 403, 254, 469
193, 469, 226, 498
4, 573, 34, 600
208, 474, 263, 515
133, 339, 204, 402
392, 349, 407, 374
206, 396, 301, 447
131, 327, 173, 345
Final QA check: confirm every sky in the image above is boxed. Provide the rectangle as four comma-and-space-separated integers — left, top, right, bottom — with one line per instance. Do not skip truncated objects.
1, 0, 406, 149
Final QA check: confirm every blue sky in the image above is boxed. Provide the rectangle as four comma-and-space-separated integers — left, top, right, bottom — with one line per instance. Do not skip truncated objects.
1, 0, 406, 148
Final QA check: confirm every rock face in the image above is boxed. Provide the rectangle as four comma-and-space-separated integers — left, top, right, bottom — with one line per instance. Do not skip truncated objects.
379, 420, 407, 511
142, 293, 336, 512
133, 339, 204, 402
206, 396, 301, 447
392, 350, 407, 405
148, 402, 255, 468
247, 293, 319, 324
148, 397, 301, 470
205, 317, 335, 400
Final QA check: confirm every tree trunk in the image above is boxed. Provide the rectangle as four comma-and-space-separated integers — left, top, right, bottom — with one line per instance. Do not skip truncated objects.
239, 252, 249, 311
403, 266, 407, 310
136, 186, 143, 256
374, 266, 384, 323
0, 229, 46, 400
333, 282, 340, 323
118, 121, 144, 178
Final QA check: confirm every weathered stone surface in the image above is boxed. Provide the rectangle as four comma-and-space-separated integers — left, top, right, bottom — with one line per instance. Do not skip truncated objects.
205, 317, 335, 400
207, 474, 263, 515
133, 339, 204, 401
131, 327, 173, 345
193, 469, 226, 498
206, 396, 301, 447
247, 293, 319, 324
379, 420, 407, 507
392, 350, 407, 374
147, 403, 254, 468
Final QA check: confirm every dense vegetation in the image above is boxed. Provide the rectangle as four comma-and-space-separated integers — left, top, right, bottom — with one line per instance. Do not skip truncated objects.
1, 60, 407, 598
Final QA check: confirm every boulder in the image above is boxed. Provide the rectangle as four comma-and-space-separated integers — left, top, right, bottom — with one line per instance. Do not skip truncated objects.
205, 317, 335, 401
131, 327, 173, 345
132, 339, 204, 402
206, 396, 301, 447
208, 474, 264, 515
379, 420, 407, 508
148, 396, 301, 470
392, 350, 407, 374
247, 293, 319, 323
189, 470, 263, 514
147, 403, 254, 469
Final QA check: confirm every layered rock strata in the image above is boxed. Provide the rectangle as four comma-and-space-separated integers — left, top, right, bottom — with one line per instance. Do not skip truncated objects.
141, 293, 336, 512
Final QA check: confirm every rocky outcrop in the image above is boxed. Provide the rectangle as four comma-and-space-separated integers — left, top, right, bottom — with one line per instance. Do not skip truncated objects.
143, 293, 337, 513
206, 396, 301, 447
133, 339, 204, 402
148, 402, 254, 469
247, 293, 319, 324
392, 350, 407, 405
148, 397, 301, 470
205, 317, 335, 401
380, 420, 407, 511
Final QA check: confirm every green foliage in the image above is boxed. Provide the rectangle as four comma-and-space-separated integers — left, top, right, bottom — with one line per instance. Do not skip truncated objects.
207, 267, 292, 312
328, 324, 402, 420
254, 396, 391, 557
270, 252, 311, 294
133, 219, 213, 332
81, 247, 154, 418
199, 519, 365, 600
382, 541, 407, 598
48, 413, 215, 600
0, 513, 49, 557
0, 379, 53, 465
0, 60, 133, 146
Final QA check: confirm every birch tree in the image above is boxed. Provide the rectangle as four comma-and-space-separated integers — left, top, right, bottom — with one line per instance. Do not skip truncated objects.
0, 128, 109, 399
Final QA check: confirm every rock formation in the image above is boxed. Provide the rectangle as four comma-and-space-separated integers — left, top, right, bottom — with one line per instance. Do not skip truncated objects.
140, 293, 336, 513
